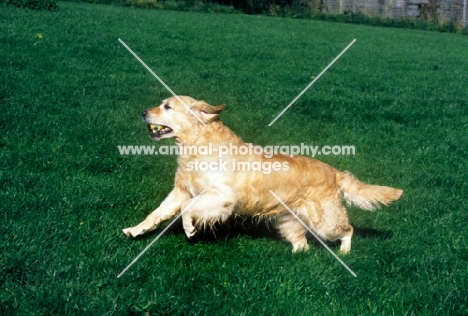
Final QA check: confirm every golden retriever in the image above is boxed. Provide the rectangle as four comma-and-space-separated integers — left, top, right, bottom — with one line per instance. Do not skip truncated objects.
123, 96, 403, 254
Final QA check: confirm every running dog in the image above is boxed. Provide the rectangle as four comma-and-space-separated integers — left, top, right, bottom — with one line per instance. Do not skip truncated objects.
122, 96, 403, 253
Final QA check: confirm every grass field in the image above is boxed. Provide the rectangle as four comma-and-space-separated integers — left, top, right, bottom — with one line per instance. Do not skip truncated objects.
1, 2, 467, 315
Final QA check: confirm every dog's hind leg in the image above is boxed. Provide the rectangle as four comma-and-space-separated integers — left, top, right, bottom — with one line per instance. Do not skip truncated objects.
181, 191, 235, 238
314, 198, 354, 254
277, 212, 309, 253
338, 225, 353, 254
122, 187, 190, 238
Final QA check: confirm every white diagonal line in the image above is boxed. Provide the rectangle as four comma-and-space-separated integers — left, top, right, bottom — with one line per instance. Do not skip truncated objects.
268, 39, 356, 126
118, 38, 206, 126
117, 190, 206, 278
268, 190, 357, 278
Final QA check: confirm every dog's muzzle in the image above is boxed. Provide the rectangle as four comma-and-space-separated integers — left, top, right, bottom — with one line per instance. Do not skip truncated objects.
141, 110, 173, 140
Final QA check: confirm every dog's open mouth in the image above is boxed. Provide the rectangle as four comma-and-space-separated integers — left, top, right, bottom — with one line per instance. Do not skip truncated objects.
148, 124, 173, 139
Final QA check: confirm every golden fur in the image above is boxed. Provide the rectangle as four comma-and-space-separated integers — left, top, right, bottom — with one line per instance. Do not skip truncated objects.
123, 96, 403, 253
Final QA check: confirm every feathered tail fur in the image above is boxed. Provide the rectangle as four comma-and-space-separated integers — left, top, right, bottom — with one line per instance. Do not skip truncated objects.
337, 171, 403, 211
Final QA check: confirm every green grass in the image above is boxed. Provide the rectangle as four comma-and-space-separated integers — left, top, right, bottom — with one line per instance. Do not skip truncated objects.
1, 2, 467, 315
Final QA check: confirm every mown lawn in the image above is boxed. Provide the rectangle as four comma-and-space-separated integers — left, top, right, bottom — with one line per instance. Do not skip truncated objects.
1, 2, 467, 315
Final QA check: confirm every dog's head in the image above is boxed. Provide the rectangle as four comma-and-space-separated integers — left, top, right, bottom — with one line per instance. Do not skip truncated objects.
142, 96, 225, 141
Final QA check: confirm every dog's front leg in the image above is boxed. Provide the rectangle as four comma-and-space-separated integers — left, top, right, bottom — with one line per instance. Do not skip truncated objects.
123, 187, 189, 238
181, 192, 235, 238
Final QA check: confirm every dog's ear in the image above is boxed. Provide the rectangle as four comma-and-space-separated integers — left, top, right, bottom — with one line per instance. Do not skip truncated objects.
190, 101, 225, 123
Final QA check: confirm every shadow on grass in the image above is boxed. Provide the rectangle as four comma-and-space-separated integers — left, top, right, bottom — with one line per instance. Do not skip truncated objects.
134, 216, 281, 243
132, 217, 393, 247
353, 227, 393, 239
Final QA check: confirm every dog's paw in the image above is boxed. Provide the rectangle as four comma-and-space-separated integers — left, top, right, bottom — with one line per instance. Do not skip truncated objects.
122, 227, 144, 238
292, 242, 310, 253
339, 248, 351, 255
182, 219, 197, 238
339, 236, 351, 254
122, 227, 134, 237
184, 227, 197, 239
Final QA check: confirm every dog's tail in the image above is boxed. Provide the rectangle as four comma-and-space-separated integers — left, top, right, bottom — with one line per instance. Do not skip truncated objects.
336, 171, 403, 211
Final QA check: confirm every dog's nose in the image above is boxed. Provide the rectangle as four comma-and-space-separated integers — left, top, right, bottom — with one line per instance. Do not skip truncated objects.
141, 110, 148, 121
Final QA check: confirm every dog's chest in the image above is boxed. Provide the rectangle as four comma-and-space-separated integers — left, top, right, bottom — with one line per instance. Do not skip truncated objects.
182, 171, 229, 198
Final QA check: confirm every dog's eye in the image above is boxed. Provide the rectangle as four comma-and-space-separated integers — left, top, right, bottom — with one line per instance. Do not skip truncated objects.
163, 103, 171, 110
